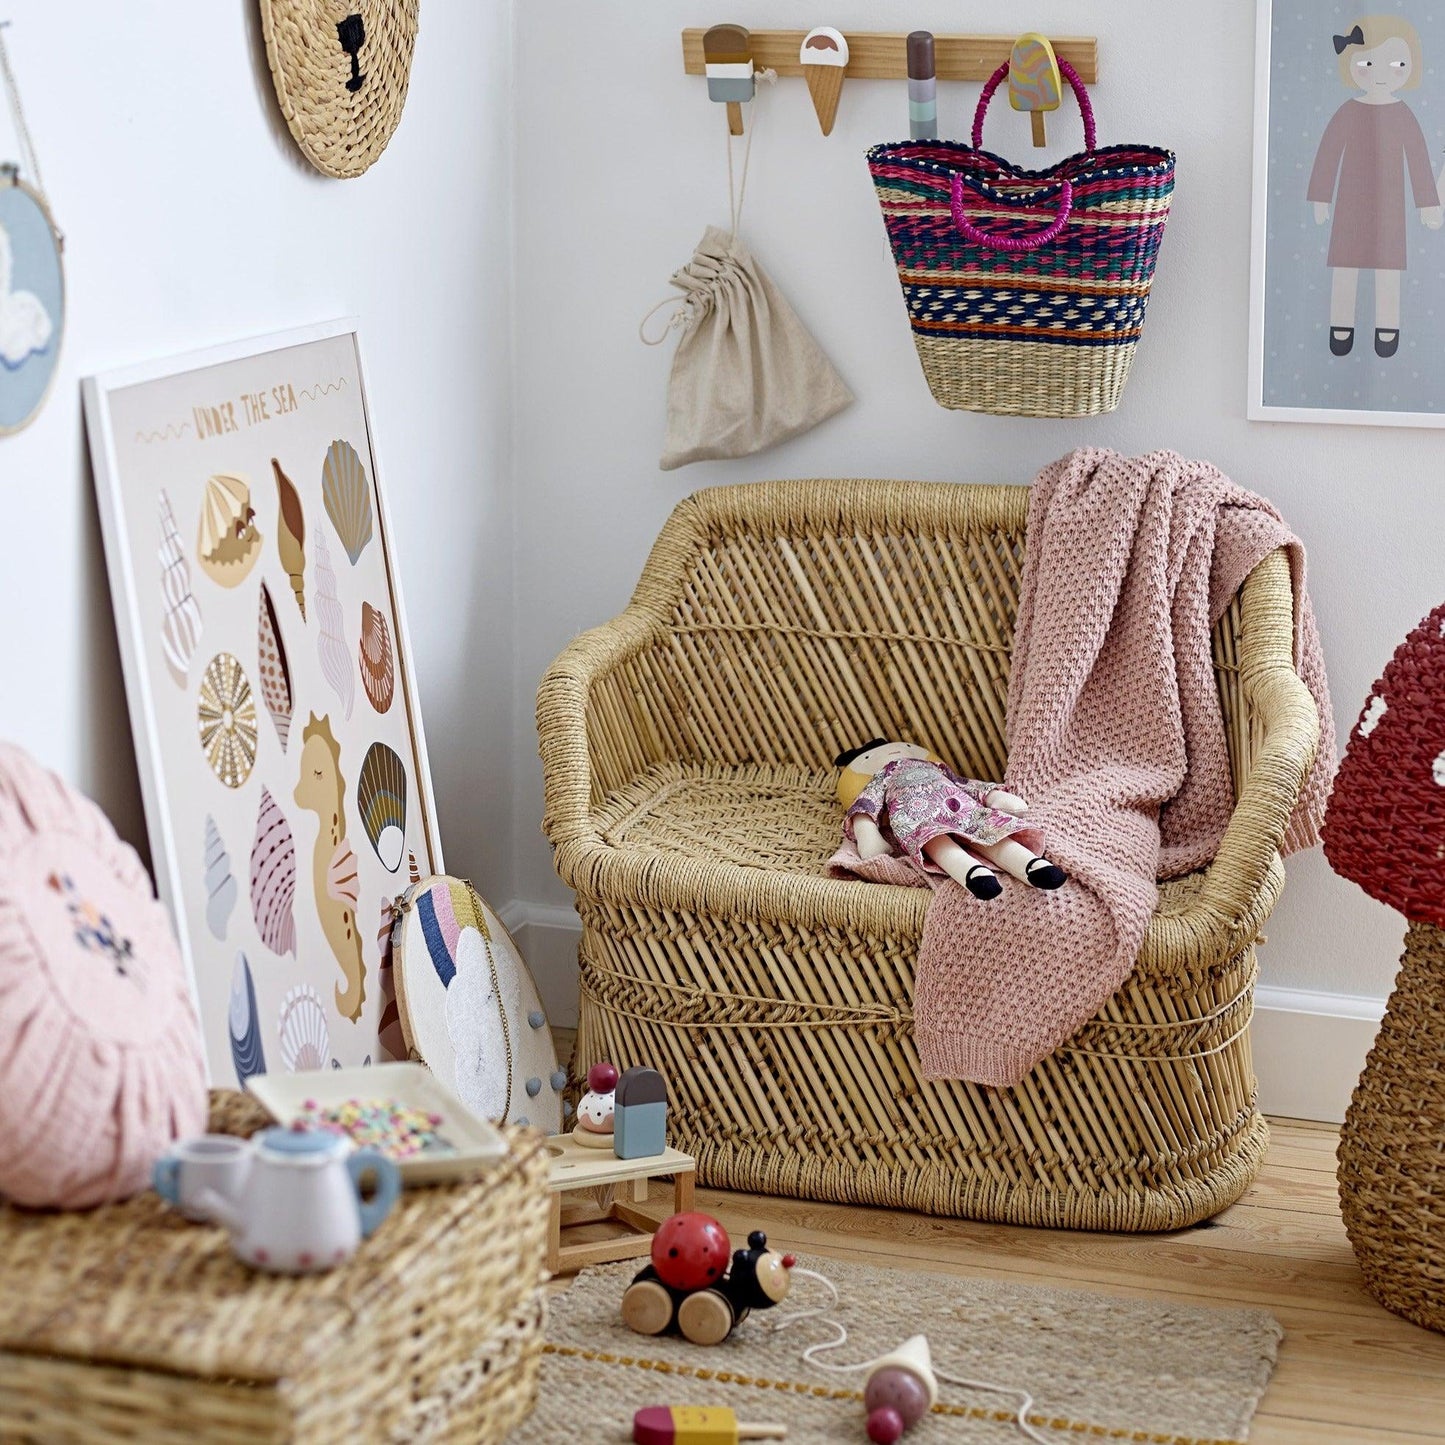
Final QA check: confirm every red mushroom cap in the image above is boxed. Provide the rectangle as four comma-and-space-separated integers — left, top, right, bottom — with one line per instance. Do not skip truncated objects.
1323, 601, 1445, 927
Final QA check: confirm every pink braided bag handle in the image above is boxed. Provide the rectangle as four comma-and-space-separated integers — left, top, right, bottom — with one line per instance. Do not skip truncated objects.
951, 56, 1095, 253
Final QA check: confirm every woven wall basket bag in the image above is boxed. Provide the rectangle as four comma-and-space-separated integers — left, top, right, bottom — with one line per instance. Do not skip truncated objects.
867, 60, 1175, 417
0, 743, 207, 1209
259, 0, 419, 179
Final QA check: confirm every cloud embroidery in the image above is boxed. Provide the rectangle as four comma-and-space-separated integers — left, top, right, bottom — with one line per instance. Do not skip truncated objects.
0, 221, 53, 370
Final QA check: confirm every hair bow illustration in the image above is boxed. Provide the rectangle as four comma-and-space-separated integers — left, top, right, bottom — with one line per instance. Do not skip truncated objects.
1334, 25, 1365, 54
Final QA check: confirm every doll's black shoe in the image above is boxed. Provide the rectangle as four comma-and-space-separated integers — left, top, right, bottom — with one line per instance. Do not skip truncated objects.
1329, 327, 1355, 356
1025, 859, 1067, 890
1375, 328, 1400, 357
965, 866, 1002, 901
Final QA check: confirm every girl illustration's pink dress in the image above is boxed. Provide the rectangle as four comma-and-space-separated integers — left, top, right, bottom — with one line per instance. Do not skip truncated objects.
842, 759, 1042, 877
1308, 99, 1437, 270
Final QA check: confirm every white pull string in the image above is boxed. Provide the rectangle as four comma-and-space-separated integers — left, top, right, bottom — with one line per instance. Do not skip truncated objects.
767, 1267, 1052, 1444
0, 22, 46, 197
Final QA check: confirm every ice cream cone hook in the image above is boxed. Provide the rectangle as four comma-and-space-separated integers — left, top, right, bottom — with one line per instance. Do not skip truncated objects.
801, 27, 848, 136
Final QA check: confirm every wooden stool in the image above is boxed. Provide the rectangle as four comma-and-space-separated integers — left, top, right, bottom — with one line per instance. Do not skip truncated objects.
544, 1134, 695, 1275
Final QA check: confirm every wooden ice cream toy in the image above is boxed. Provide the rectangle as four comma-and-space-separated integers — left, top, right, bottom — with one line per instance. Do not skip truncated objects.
703, 23, 754, 135
633, 1406, 786, 1443
1008, 32, 1062, 147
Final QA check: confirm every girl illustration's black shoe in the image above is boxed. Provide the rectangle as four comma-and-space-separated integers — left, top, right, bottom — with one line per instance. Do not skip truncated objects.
964, 865, 1002, 901
1025, 858, 1067, 890
1329, 327, 1355, 356
1375, 328, 1400, 358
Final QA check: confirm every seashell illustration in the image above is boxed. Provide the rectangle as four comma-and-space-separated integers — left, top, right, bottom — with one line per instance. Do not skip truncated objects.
314, 530, 354, 719
357, 742, 408, 872
272, 457, 307, 621
256, 581, 294, 751
321, 439, 374, 565
228, 951, 267, 1085
250, 786, 297, 957
204, 814, 237, 940
198, 653, 258, 789
158, 490, 203, 687
196, 473, 263, 588
277, 983, 330, 1073
408, 849, 421, 885
377, 897, 408, 1061
358, 602, 395, 714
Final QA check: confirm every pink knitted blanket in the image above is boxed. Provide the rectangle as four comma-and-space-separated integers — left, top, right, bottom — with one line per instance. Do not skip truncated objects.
832, 449, 1335, 1086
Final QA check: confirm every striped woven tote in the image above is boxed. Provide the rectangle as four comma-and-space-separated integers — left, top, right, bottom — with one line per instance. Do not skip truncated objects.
867, 59, 1175, 417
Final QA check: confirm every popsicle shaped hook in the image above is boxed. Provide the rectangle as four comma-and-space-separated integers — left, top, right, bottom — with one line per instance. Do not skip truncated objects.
703, 23, 754, 135
800, 27, 848, 135
906, 31, 937, 141
1009, 32, 1062, 147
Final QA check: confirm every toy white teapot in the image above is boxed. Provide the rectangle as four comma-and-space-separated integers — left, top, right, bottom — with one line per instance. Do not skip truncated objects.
193, 1125, 400, 1274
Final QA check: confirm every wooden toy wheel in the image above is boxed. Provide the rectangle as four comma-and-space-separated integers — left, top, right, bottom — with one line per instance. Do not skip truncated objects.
621, 1279, 674, 1336
677, 1288, 735, 1345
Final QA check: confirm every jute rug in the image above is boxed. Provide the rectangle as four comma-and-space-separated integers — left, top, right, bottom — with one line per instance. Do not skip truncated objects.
514, 1255, 1282, 1444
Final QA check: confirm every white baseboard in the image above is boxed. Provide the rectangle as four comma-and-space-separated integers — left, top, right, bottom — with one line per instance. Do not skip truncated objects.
1251, 986, 1383, 1124
497, 900, 1385, 1125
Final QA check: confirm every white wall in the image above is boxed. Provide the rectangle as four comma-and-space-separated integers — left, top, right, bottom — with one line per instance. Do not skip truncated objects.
0, 1, 517, 903
512, 0, 1438, 1012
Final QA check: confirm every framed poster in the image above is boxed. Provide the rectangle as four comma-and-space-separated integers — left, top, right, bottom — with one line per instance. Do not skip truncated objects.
83, 320, 443, 1085
1249, 3, 1445, 426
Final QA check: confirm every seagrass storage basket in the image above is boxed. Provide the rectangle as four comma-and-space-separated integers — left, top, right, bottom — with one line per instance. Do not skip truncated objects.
0, 1092, 550, 1444
537, 480, 1321, 1231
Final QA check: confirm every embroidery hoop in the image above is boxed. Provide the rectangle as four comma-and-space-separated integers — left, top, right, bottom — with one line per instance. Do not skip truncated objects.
0, 25, 64, 438
390, 874, 564, 1133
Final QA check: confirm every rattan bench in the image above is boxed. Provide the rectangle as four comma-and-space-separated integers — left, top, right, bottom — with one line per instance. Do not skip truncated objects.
537, 480, 1320, 1231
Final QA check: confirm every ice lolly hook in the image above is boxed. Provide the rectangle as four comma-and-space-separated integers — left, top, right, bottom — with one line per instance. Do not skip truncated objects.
703, 24, 754, 135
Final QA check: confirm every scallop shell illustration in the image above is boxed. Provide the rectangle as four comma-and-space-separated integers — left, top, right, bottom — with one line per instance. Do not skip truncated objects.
196, 473, 263, 588
357, 741, 407, 872
277, 983, 330, 1073
257, 581, 295, 751
272, 457, 307, 622
314, 530, 355, 719
321, 439, 374, 565
408, 849, 421, 885
358, 602, 395, 714
228, 951, 267, 1085
198, 653, 258, 788
250, 786, 297, 957
158, 490, 203, 686
204, 814, 237, 940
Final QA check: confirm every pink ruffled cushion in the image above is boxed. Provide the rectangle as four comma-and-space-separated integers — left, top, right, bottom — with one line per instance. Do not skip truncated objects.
0, 743, 207, 1208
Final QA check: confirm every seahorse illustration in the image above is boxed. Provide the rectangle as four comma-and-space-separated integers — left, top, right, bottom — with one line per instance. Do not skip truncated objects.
294, 713, 366, 1022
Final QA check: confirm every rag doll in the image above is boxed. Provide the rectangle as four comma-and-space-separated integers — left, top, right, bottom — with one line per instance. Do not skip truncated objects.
836, 740, 1066, 901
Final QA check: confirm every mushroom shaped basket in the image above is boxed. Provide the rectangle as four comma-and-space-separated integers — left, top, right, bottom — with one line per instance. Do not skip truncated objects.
1323, 600, 1445, 1332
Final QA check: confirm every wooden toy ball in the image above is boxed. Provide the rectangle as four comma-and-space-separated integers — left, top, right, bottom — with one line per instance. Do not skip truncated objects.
622, 1213, 796, 1346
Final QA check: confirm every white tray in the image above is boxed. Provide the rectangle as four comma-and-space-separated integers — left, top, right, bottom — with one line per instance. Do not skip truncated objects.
247, 1062, 510, 1183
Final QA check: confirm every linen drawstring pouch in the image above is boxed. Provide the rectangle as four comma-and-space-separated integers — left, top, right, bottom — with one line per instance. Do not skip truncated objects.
0, 742, 207, 1208
643, 95, 852, 470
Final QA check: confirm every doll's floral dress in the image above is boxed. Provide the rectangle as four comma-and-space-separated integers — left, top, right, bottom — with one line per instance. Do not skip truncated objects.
843, 759, 1039, 876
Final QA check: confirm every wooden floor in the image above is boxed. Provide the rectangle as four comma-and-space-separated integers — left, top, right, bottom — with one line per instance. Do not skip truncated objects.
558, 1115, 1445, 1443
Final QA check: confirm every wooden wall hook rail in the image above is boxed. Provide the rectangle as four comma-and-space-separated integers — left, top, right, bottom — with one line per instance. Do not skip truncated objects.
682, 29, 1098, 85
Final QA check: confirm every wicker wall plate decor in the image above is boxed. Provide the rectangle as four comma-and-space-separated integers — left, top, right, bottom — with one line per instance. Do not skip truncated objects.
259, 0, 420, 179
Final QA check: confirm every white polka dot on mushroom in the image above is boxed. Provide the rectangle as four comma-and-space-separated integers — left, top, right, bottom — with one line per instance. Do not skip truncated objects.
1434, 751, 1445, 788
1359, 696, 1387, 738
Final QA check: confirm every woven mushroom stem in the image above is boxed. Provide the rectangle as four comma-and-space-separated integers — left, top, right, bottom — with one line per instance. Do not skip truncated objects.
1338, 921, 1445, 1333
260, 0, 420, 179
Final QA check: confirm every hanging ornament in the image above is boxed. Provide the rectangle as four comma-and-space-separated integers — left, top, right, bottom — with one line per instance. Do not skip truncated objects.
258, 1, 419, 179
0, 24, 64, 437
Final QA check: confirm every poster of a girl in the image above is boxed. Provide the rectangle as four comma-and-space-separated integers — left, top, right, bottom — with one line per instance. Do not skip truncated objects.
1307, 15, 1442, 358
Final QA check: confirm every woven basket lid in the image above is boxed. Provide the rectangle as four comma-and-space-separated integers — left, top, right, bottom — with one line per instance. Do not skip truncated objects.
0, 743, 207, 1207
1322, 601, 1445, 928
259, 0, 420, 179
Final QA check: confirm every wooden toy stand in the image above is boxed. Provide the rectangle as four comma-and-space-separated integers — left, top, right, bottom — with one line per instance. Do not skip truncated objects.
545, 1133, 696, 1275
